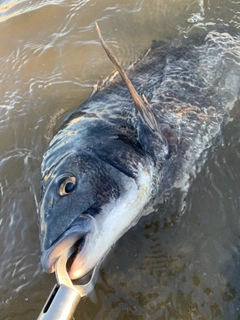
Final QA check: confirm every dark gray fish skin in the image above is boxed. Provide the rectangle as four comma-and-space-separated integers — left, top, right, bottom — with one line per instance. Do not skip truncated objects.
39, 31, 240, 279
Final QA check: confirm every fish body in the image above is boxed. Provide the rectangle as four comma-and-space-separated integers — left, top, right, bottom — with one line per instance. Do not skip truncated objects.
39, 30, 240, 279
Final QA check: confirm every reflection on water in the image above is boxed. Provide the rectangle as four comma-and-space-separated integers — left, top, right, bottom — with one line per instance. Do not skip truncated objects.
0, 0, 240, 319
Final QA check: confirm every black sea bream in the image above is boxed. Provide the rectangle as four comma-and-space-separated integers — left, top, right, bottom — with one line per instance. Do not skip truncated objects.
39, 28, 240, 280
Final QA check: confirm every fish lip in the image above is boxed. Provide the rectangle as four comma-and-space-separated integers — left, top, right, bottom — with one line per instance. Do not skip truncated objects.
41, 223, 90, 274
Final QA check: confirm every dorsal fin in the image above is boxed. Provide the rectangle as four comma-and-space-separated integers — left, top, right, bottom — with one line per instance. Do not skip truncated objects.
95, 23, 159, 134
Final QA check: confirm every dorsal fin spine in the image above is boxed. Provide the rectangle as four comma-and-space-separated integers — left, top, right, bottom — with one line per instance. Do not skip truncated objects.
95, 23, 168, 152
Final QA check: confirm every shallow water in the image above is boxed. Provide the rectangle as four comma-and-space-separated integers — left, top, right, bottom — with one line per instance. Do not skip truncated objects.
1, 0, 240, 319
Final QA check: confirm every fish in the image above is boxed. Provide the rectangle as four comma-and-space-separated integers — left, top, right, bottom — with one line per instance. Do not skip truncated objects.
39, 25, 240, 280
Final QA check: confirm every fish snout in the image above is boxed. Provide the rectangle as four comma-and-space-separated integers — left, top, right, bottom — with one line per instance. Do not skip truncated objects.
40, 216, 93, 274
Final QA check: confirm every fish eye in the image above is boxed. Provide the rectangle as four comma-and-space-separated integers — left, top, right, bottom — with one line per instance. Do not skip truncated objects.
58, 175, 77, 196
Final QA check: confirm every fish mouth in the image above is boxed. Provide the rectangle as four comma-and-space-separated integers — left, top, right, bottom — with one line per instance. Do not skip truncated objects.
41, 217, 94, 280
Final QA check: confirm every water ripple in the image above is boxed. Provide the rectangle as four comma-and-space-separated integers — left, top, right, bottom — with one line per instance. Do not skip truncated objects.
1, 0, 240, 319
0, 0, 66, 23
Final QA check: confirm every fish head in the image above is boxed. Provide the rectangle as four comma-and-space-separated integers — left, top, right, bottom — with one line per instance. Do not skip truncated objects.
39, 148, 153, 280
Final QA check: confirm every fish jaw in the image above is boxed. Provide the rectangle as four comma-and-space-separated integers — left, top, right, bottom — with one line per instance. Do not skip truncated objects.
40, 217, 93, 274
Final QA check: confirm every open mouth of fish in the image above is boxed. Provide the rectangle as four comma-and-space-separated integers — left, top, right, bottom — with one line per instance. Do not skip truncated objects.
41, 216, 94, 280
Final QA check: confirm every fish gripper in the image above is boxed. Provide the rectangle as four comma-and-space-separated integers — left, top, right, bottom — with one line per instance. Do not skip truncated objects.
37, 248, 99, 320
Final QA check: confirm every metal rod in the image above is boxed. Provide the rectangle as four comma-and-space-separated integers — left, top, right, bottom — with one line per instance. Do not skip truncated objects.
37, 248, 100, 319
37, 284, 81, 320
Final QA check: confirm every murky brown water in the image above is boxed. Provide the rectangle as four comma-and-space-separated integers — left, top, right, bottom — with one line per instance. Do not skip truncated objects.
1, 0, 240, 319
